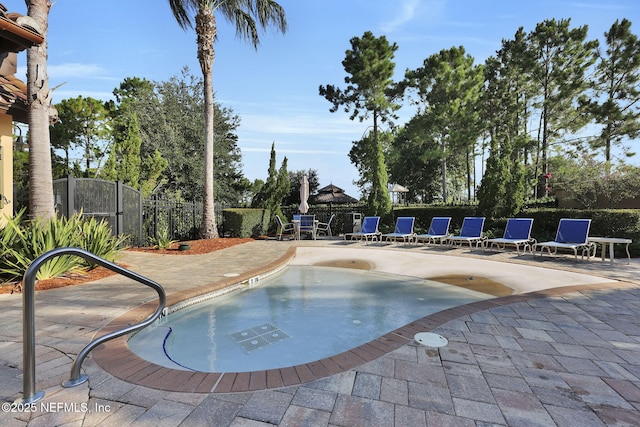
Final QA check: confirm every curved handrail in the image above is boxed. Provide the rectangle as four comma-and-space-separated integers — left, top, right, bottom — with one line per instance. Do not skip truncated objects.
17, 247, 166, 404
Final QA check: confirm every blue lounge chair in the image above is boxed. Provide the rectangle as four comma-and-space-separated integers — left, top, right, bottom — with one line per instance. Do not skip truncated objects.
485, 218, 535, 255
275, 215, 295, 240
535, 218, 594, 261
447, 217, 486, 250
414, 217, 451, 244
382, 217, 415, 243
298, 214, 316, 240
344, 216, 381, 243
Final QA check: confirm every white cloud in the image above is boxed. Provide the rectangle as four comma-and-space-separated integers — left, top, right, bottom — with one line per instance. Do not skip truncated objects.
46, 63, 108, 79
239, 112, 362, 137
52, 89, 115, 102
381, 0, 446, 33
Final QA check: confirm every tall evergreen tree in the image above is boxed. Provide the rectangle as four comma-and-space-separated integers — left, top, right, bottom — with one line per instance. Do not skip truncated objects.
101, 107, 142, 188
527, 18, 598, 196
402, 46, 484, 202
585, 18, 640, 163
320, 31, 399, 215
100, 100, 169, 198
251, 143, 289, 223
478, 29, 533, 214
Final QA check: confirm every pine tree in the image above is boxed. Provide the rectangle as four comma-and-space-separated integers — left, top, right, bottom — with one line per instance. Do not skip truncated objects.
320, 31, 398, 216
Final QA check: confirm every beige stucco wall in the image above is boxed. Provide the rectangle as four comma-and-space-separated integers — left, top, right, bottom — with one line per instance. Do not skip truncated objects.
0, 113, 13, 226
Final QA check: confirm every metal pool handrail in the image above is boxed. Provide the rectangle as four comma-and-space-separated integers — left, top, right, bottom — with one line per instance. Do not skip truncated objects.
17, 247, 166, 404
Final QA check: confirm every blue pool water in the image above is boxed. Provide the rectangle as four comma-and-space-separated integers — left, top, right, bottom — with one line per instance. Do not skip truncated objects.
128, 266, 488, 373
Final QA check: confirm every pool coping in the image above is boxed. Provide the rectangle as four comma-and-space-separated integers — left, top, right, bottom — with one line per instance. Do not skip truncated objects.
91, 247, 624, 394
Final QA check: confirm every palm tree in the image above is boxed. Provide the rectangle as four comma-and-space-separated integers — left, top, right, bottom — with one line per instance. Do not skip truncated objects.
168, 0, 287, 238
27, 0, 56, 220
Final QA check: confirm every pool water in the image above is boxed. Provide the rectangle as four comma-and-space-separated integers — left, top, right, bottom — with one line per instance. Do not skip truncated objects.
128, 266, 489, 373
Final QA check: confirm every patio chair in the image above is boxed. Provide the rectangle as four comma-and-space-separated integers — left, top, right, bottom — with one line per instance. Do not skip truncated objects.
381, 217, 415, 243
447, 217, 486, 250
344, 216, 381, 243
275, 215, 295, 240
484, 218, 535, 255
316, 214, 335, 237
414, 217, 451, 245
535, 218, 595, 261
298, 214, 317, 240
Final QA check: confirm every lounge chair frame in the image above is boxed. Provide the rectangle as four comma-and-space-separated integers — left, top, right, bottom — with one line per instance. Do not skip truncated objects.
484, 218, 536, 256
275, 215, 295, 240
382, 217, 415, 243
413, 217, 451, 245
534, 218, 595, 262
447, 217, 486, 250
344, 216, 381, 243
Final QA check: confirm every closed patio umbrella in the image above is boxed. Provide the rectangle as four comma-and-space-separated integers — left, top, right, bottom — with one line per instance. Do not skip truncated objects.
299, 175, 309, 213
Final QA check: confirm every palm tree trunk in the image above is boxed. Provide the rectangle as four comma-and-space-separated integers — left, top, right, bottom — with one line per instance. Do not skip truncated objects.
27, 0, 55, 220
197, 7, 218, 238
200, 68, 218, 238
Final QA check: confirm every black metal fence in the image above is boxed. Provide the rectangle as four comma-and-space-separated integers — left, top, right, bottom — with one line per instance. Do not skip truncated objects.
54, 177, 217, 247
142, 196, 203, 246
53, 177, 142, 246
54, 176, 365, 245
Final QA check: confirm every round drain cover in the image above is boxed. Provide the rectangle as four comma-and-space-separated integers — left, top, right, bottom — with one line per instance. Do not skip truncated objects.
414, 332, 448, 347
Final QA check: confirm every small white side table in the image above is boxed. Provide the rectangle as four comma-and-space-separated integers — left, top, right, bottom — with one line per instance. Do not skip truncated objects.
588, 237, 632, 265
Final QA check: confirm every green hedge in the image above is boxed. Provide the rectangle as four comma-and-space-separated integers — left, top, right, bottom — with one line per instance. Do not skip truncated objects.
387, 206, 640, 257
222, 208, 270, 238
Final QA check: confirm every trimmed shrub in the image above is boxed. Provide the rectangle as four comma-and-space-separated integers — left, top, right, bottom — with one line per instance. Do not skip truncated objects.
223, 208, 270, 238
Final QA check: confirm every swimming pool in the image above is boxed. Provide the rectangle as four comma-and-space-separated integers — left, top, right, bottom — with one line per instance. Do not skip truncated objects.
128, 265, 489, 373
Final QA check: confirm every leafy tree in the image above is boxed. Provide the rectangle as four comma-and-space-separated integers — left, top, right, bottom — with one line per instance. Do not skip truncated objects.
283, 169, 319, 206
320, 31, 399, 215
242, 178, 264, 205
386, 119, 440, 203
551, 155, 640, 208
26, 0, 55, 220
50, 96, 112, 177
112, 71, 245, 205
168, 0, 287, 238
584, 18, 640, 162
527, 19, 598, 196
251, 143, 289, 223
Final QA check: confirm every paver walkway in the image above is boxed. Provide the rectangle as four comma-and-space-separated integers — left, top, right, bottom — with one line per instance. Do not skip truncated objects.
1, 239, 639, 426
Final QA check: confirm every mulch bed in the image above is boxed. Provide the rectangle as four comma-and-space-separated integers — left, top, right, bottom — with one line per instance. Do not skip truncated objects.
0, 238, 254, 294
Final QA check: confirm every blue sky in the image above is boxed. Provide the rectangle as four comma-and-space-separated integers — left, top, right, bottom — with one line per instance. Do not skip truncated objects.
7, 0, 640, 199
